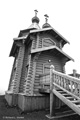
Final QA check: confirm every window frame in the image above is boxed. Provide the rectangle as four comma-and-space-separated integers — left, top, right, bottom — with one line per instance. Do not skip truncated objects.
43, 62, 52, 74
42, 38, 56, 47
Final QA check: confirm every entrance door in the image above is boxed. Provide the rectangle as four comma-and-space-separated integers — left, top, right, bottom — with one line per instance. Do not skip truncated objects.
43, 63, 51, 74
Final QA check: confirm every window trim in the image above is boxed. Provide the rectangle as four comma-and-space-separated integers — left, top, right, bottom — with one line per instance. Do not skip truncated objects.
42, 38, 56, 47
43, 62, 52, 74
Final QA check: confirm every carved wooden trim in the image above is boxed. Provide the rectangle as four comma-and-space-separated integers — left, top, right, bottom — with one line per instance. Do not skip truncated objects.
42, 37, 56, 47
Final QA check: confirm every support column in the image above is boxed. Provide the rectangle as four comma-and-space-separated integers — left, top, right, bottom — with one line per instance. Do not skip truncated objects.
30, 52, 41, 95
12, 43, 25, 93
23, 54, 32, 94
14, 44, 25, 93
8, 58, 16, 91
50, 65, 56, 117
5, 41, 25, 106
30, 61, 36, 95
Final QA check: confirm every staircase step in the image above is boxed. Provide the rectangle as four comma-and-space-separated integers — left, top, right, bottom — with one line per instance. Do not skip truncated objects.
71, 100, 80, 103
53, 89, 80, 116
66, 96, 74, 100
58, 91, 66, 93
76, 105, 80, 107
62, 93, 71, 96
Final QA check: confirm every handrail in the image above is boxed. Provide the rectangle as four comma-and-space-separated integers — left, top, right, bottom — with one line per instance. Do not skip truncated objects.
52, 70, 80, 84
51, 67, 80, 98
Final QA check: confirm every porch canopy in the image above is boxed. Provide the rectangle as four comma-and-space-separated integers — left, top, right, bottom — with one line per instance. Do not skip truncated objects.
31, 46, 74, 62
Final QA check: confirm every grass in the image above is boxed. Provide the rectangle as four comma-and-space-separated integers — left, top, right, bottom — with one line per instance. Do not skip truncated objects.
0, 95, 80, 120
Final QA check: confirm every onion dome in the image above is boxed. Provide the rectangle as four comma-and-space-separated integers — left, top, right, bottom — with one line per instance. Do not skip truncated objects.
32, 16, 39, 24
28, 10, 40, 29
42, 14, 51, 28
42, 23, 51, 28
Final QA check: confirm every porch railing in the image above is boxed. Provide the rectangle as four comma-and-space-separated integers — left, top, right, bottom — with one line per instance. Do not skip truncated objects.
51, 67, 80, 98
39, 65, 80, 98
39, 73, 50, 89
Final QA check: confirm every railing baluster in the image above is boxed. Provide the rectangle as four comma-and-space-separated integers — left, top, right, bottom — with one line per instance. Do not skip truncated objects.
61, 77, 63, 87
66, 79, 69, 90
64, 78, 66, 89
70, 81, 73, 93
78, 84, 80, 97
74, 82, 78, 96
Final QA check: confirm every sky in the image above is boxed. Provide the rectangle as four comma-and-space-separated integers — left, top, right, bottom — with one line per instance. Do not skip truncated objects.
0, 0, 80, 94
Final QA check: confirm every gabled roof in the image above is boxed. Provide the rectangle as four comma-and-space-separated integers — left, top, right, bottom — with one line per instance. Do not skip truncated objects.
30, 27, 70, 46
10, 26, 70, 57
9, 35, 29, 56
15, 26, 69, 47
31, 46, 74, 62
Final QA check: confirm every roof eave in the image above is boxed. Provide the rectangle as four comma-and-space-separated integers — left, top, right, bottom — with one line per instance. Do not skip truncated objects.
51, 27, 70, 45
13, 35, 29, 41
30, 27, 70, 45
9, 42, 16, 57
31, 46, 74, 62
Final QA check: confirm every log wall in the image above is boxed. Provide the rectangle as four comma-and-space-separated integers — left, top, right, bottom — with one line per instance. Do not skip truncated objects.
31, 33, 60, 50
9, 44, 25, 93
33, 51, 64, 94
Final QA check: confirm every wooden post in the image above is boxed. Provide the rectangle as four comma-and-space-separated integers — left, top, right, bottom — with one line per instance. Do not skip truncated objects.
50, 65, 56, 117
31, 61, 36, 95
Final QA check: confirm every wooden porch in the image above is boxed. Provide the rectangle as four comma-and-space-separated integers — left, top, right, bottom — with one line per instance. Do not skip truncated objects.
39, 65, 80, 119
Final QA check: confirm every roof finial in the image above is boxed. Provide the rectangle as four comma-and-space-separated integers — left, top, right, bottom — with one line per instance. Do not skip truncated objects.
44, 14, 49, 23
34, 9, 38, 16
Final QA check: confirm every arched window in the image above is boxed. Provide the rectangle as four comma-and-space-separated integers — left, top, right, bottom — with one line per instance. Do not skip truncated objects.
42, 38, 56, 47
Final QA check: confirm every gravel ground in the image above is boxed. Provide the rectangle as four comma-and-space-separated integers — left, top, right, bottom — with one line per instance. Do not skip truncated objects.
0, 95, 80, 120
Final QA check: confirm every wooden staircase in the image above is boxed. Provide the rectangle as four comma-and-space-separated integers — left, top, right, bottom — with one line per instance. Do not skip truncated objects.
53, 88, 80, 115
39, 65, 80, 118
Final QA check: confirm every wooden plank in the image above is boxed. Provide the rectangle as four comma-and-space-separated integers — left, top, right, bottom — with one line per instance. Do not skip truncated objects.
46, 111, 77, 119
71, 100, 80, 103
58, 91, 66, 93
66, 96, 74, 100
50, 65, 55, 117
62, 93, 70, 96
77, 105, 80, 107
31, 61, 36, 95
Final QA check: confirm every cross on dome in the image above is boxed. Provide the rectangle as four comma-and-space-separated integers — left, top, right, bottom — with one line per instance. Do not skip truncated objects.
42, 14, 51, 28
34, 10, 38, 16
44, 14, 49, 23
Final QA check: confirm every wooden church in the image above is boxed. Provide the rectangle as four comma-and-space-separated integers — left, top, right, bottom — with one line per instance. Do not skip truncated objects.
5, 10, 74, 112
